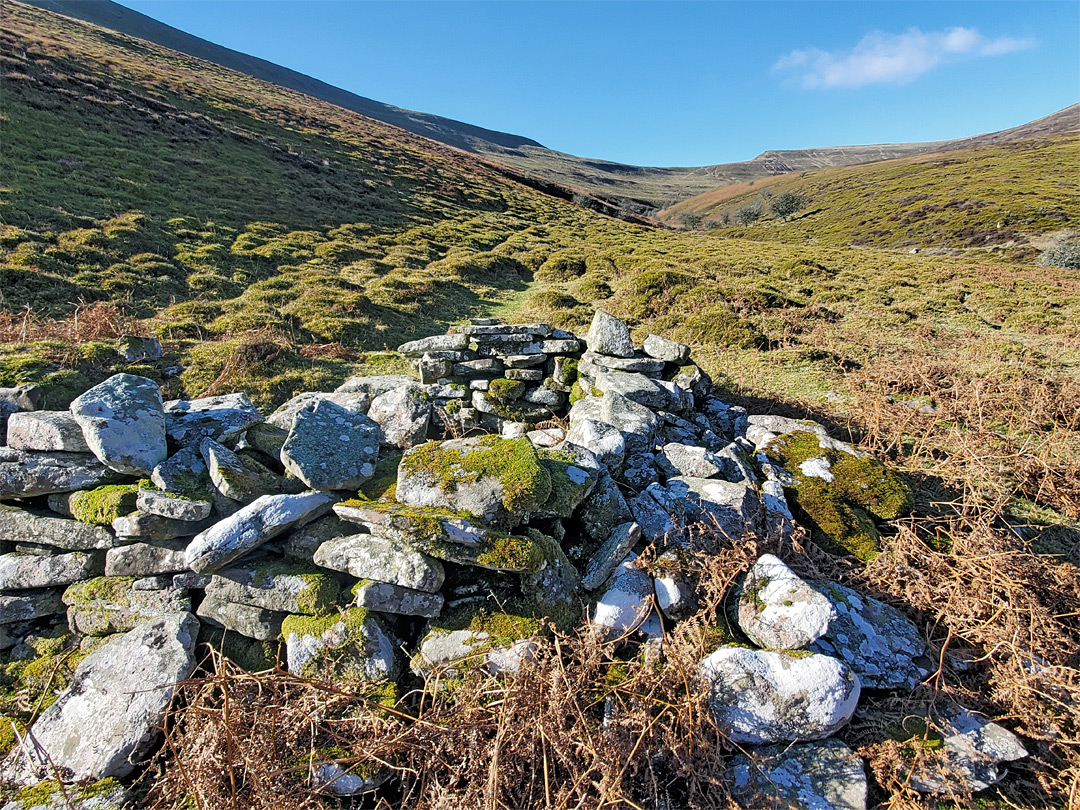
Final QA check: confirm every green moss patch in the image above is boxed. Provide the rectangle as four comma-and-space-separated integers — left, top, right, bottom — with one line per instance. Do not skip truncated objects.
358, 454, 402, 502
486, 377, 525, 404
68, 484, 139, 525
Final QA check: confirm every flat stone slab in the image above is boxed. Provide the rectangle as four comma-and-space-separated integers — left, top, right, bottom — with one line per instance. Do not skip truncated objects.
105, 539, 189, 577
70, 373, 167, 476
113, 510, 215, 541
205, 561, 338, 615
594, 371, 669, 410
808, 581, 931, 690
197, 596, 286, 641
266, 391, 372, 431
313, 532, 445, 593
136, 487, 213, 522
163, 392, 264, 447
0, 504, 118, 550
582, 522, 642, 591
737, 554, 836, 650
335, 374, 420, 398
6, 410, 90, 452
352, 579, 444, 618
281, 399, 381, 489
63, 577, 191, 636
666, 477, 763, 542
185, 492, 336, 574
701, 646, 861, 744
906, 706, 1028, 794
729, 739, 867, 810
0, 612, 198, 785
656, 442, 728, 479
581, 352, 666, 376
398, 334, 469, 357
0, 588, 66, 624
202, 438, 281, 503
0, 551, 103, 590
0, 448, 124, 499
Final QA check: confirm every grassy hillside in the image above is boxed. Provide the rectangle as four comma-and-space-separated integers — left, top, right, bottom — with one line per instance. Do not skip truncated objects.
1, 4, 1078, 807
660, 135, 1080, 258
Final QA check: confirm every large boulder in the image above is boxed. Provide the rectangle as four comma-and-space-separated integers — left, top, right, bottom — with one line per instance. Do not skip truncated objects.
184, 492, 336, 574
729, 739, 867, 810
808, 581, 930, 691
701, 647, 861, 744
737, 554, 836, 650
280, 399, 381, 489
0, 612, 198, 785
70, 374, 167, 476
396, 436, 552, 528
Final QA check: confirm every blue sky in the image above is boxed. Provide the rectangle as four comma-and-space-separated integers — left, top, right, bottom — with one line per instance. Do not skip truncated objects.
114, 1, 1079, 167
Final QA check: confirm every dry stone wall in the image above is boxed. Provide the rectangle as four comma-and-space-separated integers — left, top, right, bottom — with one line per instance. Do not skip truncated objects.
0, 311, 1027, 807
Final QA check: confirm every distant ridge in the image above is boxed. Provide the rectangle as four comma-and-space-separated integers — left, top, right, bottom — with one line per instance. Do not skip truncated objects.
24, 0, 1079, 211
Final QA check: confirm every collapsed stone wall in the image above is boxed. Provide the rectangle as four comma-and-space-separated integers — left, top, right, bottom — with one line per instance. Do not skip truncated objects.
0, 312, 1026, 806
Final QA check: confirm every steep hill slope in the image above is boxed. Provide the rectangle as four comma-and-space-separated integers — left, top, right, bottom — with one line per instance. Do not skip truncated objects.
659, 134, 1080, 258
21, 0, 1079, 211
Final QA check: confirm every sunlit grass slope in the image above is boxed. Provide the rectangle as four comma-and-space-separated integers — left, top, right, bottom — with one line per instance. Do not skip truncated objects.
659, 136, 1080, 260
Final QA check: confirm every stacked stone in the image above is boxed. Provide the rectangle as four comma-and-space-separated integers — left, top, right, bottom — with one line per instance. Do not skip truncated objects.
0, 316, 1028, 804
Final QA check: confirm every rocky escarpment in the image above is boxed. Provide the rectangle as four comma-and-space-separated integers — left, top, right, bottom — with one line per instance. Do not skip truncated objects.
0, 312, 1027, 808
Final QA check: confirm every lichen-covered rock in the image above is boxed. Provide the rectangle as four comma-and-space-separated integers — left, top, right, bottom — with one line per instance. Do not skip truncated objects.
594, 371, 669, 410
0, 448, 124, 499
0, 588, 66, 624
163, 392, 263, 447
150, 445, 215, 501
352, 579, 444, 618
534, 445, 599, 519
808, 581, 930, 690
0, 778, 129, 809
202, 438, 281, 503
196, 595, 286, 641
0, 551, 103, 590
70, 374, 167, 476
518, 529, 581, 630
628, 487, 678, 544
205, 560, 338, 615
599, 392, 659, 456
279, 399, 381, 490
591, 553, 655, 639
105, 540, 188, 577
582, 522, 642, 591
283, 514, 354, 562
643, 334, 691, 364
580, 352, 666, 377
398, 333, 469, 357
563, 417, 626, 471
413, 601, 542, 677
365, 384, 432, 451
656, 442, 728, 479
314, 532, 445, 592
283, 607, 399, 681
50, 484, 140, 528
335, 374, 420, 398
904, 706, 1028, 794
396, 436, 552, 528
136, 487, 213, 522
737, 554, 836, 650
666, 477, 763, 541
6, 411, 90, 453
729, 739, 867, 810
579, 471, 634, 541
112, 510, 214, 541
117, 334, 162, 363
701, 647, 861, 744
0, 612, 197, 785
63, 576, 191, 636
763, 430, 913, 561
586, 310, 634, 358
0, 504, 118, 550
185, 492, 336, 574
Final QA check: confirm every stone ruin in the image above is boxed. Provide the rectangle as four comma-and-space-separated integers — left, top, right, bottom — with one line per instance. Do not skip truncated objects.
0, 311, 1028, 807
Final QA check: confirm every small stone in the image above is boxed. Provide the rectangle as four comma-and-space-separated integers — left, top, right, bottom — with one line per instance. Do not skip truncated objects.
701, 646, 861, 744
591, 553, 655, 639
70, 373, 167, 476
643, 334, 691, 364
6, 411, 90, 452
136, 487, 213, 522
352, 579, 444, 618
0, 551, 103, 590
586, 310, 634, 358
150, 445, 215, 501
0, 448, 124, 499
282, 514, 354, 562
538, 339, 582, 354
313, 533, 445, 592
283, 608, 399, 681
527, 427, 565, 447
202, 438, 281, 503
653, 549, 696, 620
397, 333, 469, 357
454, 358, 504, 378
729, 739, 867, 810
0, 612, 197, 785
163, 392, 264, 447
132, 575, 173, 591
105, 539, 189, 577
173, 572, 209, 590
522, 386, 564, 407
196, 596, 286, 641
628, 488, 678, 545
503, 353, 547, 368
116, 334, 162, 363
579, 471, 634, 542
309, 761, 389, 797
413, 628, 489, 676
418, 353, 451, 384
563, 417, 626, 471
184, 492, 336, 574
582, 522, 642, 591
737, 555, 836, 650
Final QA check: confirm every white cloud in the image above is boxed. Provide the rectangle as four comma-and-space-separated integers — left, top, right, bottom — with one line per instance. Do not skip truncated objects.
774, 27, 1035, 89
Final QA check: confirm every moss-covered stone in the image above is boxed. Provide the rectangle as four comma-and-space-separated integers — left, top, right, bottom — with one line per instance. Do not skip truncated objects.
281, 606, 397, 682
199, 625, 280, 672
12, 777, 124, 808
765, 430, 913, 562
536, 448, 596, 519
68, 484, 139, 525
357, 454, 401, 502
486, 377, 525, 405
